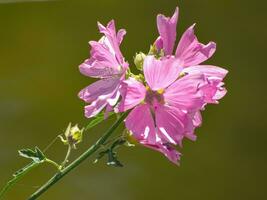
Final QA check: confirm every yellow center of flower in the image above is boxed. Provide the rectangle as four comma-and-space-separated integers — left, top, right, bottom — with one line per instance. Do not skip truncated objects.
145, 86, 165, 105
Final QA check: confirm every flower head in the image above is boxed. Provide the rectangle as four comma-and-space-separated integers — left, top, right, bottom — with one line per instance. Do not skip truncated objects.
79, 20, 128, 118
118, 56, 212, 164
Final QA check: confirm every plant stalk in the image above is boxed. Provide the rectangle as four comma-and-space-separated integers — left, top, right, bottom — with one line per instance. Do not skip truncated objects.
27, 112, 127, 200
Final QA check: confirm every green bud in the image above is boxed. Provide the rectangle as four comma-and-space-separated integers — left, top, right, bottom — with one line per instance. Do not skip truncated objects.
134, 52, 146, 71
60, 123, 84, 149
148, 44, 164, 59
148, 44, 158, 55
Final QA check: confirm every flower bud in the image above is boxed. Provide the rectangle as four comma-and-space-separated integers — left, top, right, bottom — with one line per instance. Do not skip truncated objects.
134, 52, 146, 71
60, 123, 84, 149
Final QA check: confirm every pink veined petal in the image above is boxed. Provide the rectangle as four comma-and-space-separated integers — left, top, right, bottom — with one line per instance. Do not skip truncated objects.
154, 36, 163, 51
117, 29, 126, 45
164, 73, 206, 111
125, 104, 157, 144
118, 78, 146, 112
78, 78, 120, 103
144, 56, 183, 91
214, 83, 227, 100
199, 79, 227, 104
97, 20, 125, 65
79, 36, 124, 78
142, 142, 181, 165
175, 24, 216, 67
191, 111, 202, 127
107, 90, 120, 106
155, 104, 189, 145
84, 99, 107, 118
183, 65, 228, 79
156, 7, 179, 55
183, 65, 228, 103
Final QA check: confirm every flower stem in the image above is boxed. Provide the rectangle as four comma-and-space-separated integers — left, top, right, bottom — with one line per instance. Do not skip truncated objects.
60, 145, 72, 169
27, 112, 128, 200
44, 159, 61, 171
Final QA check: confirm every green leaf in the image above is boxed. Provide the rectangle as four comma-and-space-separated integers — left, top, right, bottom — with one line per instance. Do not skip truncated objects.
18, 147, 46, 163
107, 150, 123, 167
94, 138, 125, 167
0, 146, 58, 199
85, 112, 115, 131
0, 162, 39, 199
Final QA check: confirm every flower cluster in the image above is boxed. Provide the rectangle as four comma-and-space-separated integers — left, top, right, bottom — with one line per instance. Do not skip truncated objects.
79, 7, 228, 164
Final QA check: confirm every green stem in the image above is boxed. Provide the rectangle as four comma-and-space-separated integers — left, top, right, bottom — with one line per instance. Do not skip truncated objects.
27, 112, 128, 200
60, 145, 72, 169
0, 162, 39, 199
45, 159, 61, 170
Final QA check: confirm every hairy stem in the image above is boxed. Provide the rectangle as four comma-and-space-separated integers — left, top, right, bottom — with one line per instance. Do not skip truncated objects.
27, 112, 128, 200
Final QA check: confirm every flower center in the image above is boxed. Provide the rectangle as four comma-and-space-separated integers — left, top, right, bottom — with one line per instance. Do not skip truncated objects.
144, 86, 165, 106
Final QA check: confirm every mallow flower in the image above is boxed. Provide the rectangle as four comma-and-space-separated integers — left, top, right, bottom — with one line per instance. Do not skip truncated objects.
118, 56, 212, 164
79, 20, 128, 118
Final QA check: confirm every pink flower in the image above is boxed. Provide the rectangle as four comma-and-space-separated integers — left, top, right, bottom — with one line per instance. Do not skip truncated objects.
79, 20, 128, 118
118, 56, 212, 164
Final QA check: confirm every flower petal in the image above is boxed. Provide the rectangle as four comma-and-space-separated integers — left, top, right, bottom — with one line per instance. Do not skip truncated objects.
118, 78, 146, 112
183, 65, 228, 103
79, 41, 121, 78
156, 7, 179, 55
142, 142, 181, 165
125, 104, 156, 144
84, 99, 107, 118
78, 78, 120, 103
97, 20, 126, 65
183, 65, 228, 79
144, 56, 182, 90
175, 24, 216, 67
164, 73, 206, 111
155, 104, 195, 145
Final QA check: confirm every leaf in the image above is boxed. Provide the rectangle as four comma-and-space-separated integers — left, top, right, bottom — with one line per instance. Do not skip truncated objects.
18, 147, 46, 163
107, 150, 123, 167
94, 138, 125, 167
85, 112, 115, 131
0, 162, 39, 199
0, 146, 51, 199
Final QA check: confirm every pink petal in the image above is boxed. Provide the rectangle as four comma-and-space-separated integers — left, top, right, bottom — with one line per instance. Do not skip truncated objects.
125, 104, 157, 144
154, 36, 163, 51
191, 111, 202, 127
142, 142, 181, 165
183, 65, 228, 79
183, 65, 228, 103
175, 24, 216, 67
117, 29, 126, 45
199, 79, 227, 104
164, 73, 206, 111
84, 99, 107, 118
118, 78, 146, 112
97, 20, 125, 65
144, 56, 182, 90
155, 105, 190, 145
78, 78, 120, 103
156, 7, 179, 55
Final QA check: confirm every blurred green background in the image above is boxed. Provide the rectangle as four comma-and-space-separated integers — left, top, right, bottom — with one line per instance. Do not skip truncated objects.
0, 0, 266, 199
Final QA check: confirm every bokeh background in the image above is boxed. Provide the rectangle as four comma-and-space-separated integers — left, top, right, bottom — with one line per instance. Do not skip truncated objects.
0, 0, 266, 199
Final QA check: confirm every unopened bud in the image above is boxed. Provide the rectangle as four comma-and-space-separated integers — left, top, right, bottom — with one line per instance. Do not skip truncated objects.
134, 52, 146, 71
